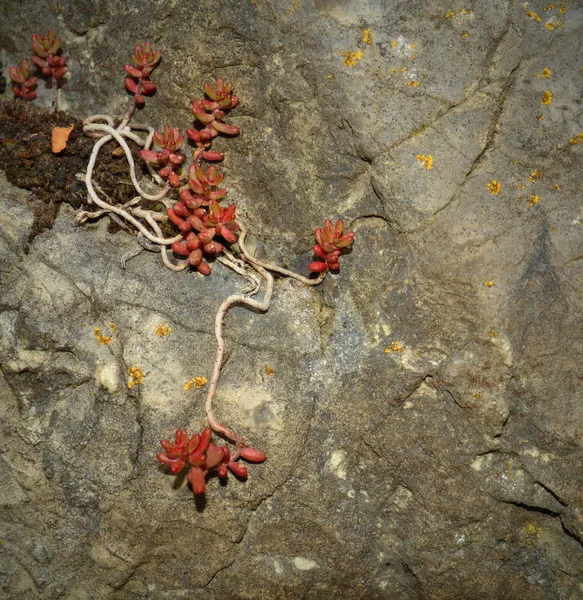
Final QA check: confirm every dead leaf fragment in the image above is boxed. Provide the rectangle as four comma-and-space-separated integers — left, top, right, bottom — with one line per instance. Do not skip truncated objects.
51, 125, 74, 153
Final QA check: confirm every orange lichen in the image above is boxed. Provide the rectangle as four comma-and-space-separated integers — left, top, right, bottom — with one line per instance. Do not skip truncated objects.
484, 281, 495, 287
404, 80, 420, 87
529, 194, 540, 206
568, 133, 583, 145
530, 169, 544, 182
362, 29, 373, 44
94, 327, 113, 345
128, 366, 144, 389
487, 180, 502, 195
541, 90, 553, 105
264, 365, 275, 376
184, 376, 208, 391
156, 323, 172, 336
385, 341, 404, 353
341, 50, 363, 67
526, 10, 542, 22
416, 154, 433, 169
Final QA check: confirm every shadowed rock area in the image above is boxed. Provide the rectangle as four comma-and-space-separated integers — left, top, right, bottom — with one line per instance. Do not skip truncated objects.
1, 1, 582, 599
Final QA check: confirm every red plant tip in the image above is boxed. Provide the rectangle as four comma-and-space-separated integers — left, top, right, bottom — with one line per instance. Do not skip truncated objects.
31, 30, 61, 58
309, 219, 354, 273
9, 59, 38, 101
131, 42, 161, 70
153, 126, 185, 153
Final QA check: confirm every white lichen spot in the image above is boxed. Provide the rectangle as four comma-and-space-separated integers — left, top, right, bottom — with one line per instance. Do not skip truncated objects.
471, 453, 494, 471
403, 401, 415, 409
328, 450, 347, 479
347, 489, 356, 498
95, 362, 121, 394
392, 484, 413, 508
273, 559, 284, 575
293, 557, 319, 571
378, 580, 389, 590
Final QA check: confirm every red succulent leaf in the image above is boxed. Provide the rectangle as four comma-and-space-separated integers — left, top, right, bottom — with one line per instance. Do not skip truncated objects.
187, 467, 206, 495
239, 447, 267, 463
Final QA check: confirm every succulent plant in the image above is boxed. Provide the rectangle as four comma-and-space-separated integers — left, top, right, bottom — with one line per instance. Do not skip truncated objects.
309, 219, 355, 273
156, 427, 266, 495
139, 126, 185, 187
9, 58, 38, 101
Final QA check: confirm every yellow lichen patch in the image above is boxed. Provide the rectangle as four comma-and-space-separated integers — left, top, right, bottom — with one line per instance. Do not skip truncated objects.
264, 365, 275, 376
404, 80, 420, 87
460, 8, 473, 15
156, 323, 172, 337
545, 19, 563, 30
529, 169, 544, 182
362, 29, 373, 44
341, 49, 363, 67
287, 0, 299, 13
445, 11, 455, 18
416, 154, 433, 170
484, 281, 495, 287
94, 327, 113, 345
537, 114, 545, 121
526, 10, 542, 22
109, 321, 117, 333
391, 39, 398, 49
128, 366, 144, 389
516, 183, 526, 190
400, 66, 408, 72
529, 194, 540, 206
461, 32, 469, 38
521, 523, 543, 537
541, 90, 553, 104
568, 132, 583, 145
552, 183, 561, 191
490, 329, 499, 337
541, 68, 552, 78
385, 341, 404, 353
558, 2, 567, 13
327, 74, 334, 80
184, 376, 208, 391
487, 180, 502, 195
471, 392, 482, 398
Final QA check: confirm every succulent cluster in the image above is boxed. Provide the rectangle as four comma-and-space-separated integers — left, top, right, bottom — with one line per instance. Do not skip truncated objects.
9, 30, 67, 109
156, 428, 266, 495
309, 219, 355, 273
8, 59, 37, 101
124, 42, 161, 106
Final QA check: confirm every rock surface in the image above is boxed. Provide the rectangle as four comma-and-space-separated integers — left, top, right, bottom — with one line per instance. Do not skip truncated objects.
1, 1, 583, 599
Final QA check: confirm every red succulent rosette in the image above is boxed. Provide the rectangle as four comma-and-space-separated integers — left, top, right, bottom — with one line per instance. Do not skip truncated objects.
9, 59, 38, 101
139, 126, 185, 187
31, 30, 68, 80
308, 219, 355, 273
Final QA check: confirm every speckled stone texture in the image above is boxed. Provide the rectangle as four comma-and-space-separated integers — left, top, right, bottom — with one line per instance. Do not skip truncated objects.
1, 1, 583, 599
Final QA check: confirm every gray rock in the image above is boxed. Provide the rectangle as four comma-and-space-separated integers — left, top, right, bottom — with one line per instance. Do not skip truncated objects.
1, 1, 583, 598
